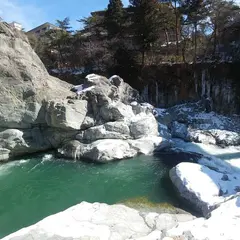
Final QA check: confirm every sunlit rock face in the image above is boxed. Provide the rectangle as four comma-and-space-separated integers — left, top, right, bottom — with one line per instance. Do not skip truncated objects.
58, 74, 171, 162
0, 22, 77, 160
170, 161, 240, 217
0, 22, 170, 162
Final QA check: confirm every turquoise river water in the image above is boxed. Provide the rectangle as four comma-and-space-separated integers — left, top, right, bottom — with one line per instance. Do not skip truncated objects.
0, 153, 182, 238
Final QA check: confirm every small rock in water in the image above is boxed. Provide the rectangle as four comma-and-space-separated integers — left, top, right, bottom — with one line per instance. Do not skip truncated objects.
42, 154, 54, 161
221, 174, 229, 181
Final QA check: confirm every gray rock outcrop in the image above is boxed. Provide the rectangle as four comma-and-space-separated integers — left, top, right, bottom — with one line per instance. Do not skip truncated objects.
0, 22, 168, 162
0, 22, 78, 160
170, 158, 240, 217
58, 74, 170, 162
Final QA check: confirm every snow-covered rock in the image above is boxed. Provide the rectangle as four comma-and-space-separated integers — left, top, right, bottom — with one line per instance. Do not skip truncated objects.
83, 139, 138, 162
187, 129, 217, 145
208, 129, 240, 146
3, 198, 240, 240
166, 195, 240, 240
155, 102, 240, 147
170, 160, 240, 216
128, 136, 171, 155
184, 128, 240, 146
55, 74, 166, 162
59, 136, 170, 162
172, 138, 240, 162
2, 202, 194, 240
188, 111, 237, 131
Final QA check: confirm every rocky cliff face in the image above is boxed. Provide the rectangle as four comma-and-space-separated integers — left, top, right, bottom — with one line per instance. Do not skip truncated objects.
140, 63, 240, 115
0, 23, 167, 162
0, 22, 72, 123
0, 22, 78, 160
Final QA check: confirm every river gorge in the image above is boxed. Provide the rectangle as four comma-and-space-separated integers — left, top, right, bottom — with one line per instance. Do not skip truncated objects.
0, 21, 240, 240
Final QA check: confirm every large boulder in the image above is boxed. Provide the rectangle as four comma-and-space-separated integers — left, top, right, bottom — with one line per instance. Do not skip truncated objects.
77, 121, 131, 142
0, 22, 73, 113
109, 75, 140, 104
170, 161, 240, 216
100, 102, 135, 122
82, 139, 138, 162
128, 136, 171, 155
0, 128, 77, 160
130, 113, 159, 139
45, 100, 88, 130
0, 102, 42, 129
60, 73, 163, 162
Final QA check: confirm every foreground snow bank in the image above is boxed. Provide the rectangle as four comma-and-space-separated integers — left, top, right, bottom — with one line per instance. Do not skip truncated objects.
3, 198, 240, 240
2, 202, 194, 240
167, 195, 240, 240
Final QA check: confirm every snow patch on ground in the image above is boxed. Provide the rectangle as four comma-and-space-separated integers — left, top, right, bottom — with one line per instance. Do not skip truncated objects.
173, 138, 240, 160
189, 111, 238, 131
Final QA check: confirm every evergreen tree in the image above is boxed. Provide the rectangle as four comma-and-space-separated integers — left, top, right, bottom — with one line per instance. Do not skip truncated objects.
207, 0, 240, 56
56, 17, 72, 33
181, 0, 208, 62
130, 0, 162, 66
42, 17, 73, 69
105, 0, 125, 37
158, 3, 175, 55
161, 0, 182, 56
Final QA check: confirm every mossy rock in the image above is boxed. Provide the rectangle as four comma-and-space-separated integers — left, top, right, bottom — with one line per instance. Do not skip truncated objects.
119, 196, 190, 215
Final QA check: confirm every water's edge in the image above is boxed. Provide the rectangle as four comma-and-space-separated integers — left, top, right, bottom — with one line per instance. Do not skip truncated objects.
0, 152, 191, 238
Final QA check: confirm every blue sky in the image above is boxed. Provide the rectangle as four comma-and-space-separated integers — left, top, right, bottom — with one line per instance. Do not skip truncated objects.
0, 0, 239, 31
0, 0, 129, 31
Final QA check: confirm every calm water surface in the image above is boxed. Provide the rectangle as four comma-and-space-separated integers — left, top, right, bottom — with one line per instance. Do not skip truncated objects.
0, 153, 181, 238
